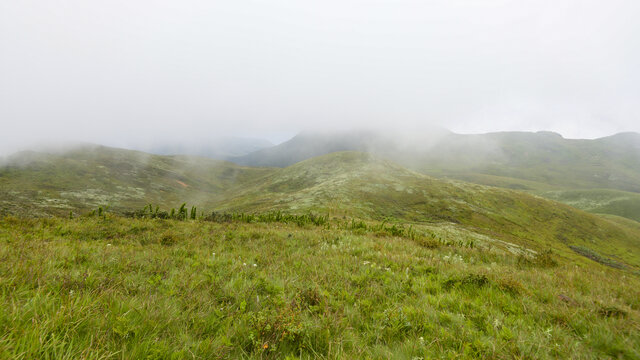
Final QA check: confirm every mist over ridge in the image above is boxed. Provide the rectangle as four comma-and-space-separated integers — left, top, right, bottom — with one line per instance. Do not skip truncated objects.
3, 1, 640, 156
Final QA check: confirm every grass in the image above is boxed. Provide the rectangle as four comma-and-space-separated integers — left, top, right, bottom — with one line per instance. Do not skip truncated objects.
540, 189, 640, 223
215, 152, 640, 271
5, 149, 640, 271
0, 145, 274, 217
2, 147, 640, 358
234, 130, 640, 193
1, 214, 639, 359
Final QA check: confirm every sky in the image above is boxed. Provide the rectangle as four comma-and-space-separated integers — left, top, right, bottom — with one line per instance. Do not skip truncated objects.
1, 0, 639, 154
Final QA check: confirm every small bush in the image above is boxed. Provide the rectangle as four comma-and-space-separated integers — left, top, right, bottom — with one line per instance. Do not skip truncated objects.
414, 237, 440, 249
497, 276, 524, 296
518, 249, 557, 268
296, 287, 323, 309
598, 305, 627, 318
443, 274, 489, 290
160, 232, 178, 246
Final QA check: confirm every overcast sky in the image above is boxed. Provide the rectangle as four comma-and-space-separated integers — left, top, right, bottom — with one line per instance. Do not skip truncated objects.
1, 0, 639, 154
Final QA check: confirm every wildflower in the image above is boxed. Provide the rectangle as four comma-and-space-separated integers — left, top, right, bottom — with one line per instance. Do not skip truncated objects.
253, 263, 257, 267
243, 263, 247, 266
363, 261, 370, 265
107, 243, 112, 247
263, 343, 268, 349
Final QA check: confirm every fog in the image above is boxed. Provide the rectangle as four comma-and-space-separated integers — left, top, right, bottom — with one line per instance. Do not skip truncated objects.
1, 0, 639, 155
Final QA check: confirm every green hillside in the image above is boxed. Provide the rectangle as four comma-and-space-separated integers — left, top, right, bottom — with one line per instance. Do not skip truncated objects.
0, 145, 274, 217
219, 152, 640, 271
2, 148, 640, 271
416, 132, 640, 192
2, 147, 640, 358
233, 130, 640, 192
540, 189, 640, 223
232, 130, 640, 222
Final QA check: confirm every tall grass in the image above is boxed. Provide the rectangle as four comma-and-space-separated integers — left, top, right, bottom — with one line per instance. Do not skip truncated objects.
1, 214, 638, 359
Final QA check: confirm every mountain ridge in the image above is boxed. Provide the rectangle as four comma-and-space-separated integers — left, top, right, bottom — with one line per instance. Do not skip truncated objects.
2, 146, 640, 273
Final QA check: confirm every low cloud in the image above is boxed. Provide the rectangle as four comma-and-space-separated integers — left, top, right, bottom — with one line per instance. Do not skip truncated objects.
1, 0, 639, 155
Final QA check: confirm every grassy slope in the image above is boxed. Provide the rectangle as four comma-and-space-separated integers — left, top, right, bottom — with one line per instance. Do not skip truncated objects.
0, 215, 638, 359
218, 152, 640, 271
234, 130, 640, 193
0, 145, 274, 217
2, 147, 640, 270
431, 176, 640, 223
417, 132, 640, 191
408, 132, 640, 222
540, 189, 640, 223
2, 148, 640, 358
233, 130, 640, 221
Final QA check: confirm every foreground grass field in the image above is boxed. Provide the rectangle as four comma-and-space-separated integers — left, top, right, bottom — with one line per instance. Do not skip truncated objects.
1, 214, 638, 359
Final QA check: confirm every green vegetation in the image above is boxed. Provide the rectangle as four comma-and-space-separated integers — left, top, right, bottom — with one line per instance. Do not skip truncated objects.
1, 214, 639, 359
2, 146, 640, 358
233, 130, 640, 222
541, 189, 640, 223
215, 152, 640, 271
0, 145, 274, 217
233, 130, 640, 193
3, 149, 640, 270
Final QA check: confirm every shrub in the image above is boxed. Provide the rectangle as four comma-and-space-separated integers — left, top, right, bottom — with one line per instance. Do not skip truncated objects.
443, 274, 489, 290
160, 232, 178, 246
598, 305, 627, 318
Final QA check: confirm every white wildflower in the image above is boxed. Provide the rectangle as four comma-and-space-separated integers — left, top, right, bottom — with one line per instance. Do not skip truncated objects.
493, 318, 502, 329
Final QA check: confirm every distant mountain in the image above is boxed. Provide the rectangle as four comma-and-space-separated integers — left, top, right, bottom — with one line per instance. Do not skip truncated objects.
417, 131, 640, 192
138, 137, 274, 159
230, 127, 453, 167
229, 129, 640, 222
231, 129, 401, 167
232, 130, 640, 190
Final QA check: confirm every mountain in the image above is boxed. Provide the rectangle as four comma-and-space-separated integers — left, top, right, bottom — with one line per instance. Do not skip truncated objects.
0, 144, 274, 217
135, 136, 274, 159
233, 130, 640, 191
231, 129, 640, 221
230, 129, 406, 167
420, 131, 640, 192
